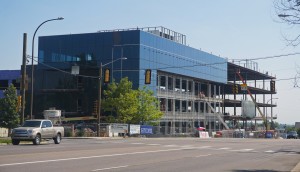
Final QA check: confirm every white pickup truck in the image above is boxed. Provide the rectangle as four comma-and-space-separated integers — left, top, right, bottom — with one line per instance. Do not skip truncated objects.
11, 119, 64, 145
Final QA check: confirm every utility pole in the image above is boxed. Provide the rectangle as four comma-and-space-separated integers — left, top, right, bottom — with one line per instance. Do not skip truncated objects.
97, 63, 102, 137
21, 33, 27, 124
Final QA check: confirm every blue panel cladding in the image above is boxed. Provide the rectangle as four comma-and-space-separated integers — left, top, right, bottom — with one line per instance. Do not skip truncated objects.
139, 31, 227, 85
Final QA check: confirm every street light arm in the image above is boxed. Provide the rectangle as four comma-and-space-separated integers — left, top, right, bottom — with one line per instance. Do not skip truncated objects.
102, 57, 127, 67
32, 17, 64, 44
30, 17, 64, 119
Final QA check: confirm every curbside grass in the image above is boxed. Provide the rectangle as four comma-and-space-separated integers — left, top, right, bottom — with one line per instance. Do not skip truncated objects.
0, 137, 11, 144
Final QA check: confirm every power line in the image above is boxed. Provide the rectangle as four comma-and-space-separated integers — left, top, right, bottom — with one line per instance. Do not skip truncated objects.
233, 52, 300, 61
32, 58, 100, 79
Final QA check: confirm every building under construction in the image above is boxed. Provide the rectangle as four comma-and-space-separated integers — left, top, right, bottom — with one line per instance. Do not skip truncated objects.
23, 26, 277, 135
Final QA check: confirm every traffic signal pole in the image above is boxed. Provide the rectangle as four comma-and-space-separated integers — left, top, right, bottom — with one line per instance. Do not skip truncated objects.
97, 63, 102, 137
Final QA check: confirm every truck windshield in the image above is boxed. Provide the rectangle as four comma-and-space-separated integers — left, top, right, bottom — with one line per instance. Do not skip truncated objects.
22, 121, 41, 127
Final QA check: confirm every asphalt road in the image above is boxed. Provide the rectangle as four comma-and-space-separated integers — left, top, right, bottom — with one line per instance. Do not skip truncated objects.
1, 137, 300, 172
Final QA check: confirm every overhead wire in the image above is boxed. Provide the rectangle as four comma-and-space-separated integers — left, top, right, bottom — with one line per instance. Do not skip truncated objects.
30, 51, 300, 82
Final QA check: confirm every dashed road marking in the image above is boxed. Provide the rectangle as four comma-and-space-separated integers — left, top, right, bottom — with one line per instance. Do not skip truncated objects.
131, 143, 145, 145
147, 144, 160, 146
265, 150, 275, 153
198, 146, 212, 149
219, 147, 231, 150
164, 145, 178, 147
91, 165, 129, 171
195, 154, 211, 158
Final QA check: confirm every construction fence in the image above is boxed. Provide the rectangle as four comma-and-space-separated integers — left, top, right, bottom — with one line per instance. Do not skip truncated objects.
61, 123, 279, 139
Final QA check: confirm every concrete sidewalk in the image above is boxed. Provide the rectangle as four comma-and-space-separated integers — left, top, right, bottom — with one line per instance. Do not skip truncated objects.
291, 161, 300, 172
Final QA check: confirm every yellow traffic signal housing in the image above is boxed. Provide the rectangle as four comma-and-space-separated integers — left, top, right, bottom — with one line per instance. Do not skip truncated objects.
232, 84, 238, 94
104, 68, 110, 83
145, 69, 151, 84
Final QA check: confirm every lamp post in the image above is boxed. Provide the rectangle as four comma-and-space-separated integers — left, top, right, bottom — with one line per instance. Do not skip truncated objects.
30, 17, 64, 119
97, 57, 127, 137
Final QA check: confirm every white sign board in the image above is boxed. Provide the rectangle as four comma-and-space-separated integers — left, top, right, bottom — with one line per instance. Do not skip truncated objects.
199, 131, 210, 138
111, 124, 128, 133
241, 100, 255, 118
129, 124, 140, 135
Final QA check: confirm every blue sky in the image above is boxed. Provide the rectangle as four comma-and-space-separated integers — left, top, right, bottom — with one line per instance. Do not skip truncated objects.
1, 0, 300, 124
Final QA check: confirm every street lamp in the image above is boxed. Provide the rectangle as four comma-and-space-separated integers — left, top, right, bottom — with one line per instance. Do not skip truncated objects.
278, 14, 293, 18
278, 14, 291, 18
97, 57, 127, 137
30, 17, 64, 119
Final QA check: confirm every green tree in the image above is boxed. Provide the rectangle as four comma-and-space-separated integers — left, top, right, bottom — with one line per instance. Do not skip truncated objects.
102, 78, 163, 124
0, 84, 20, 133
133, 86, 163, 124
102, 78, 138, 123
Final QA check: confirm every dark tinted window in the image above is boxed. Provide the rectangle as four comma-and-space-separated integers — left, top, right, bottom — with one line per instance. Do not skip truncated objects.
0, 80, 8, 90
22, 121, 41, 127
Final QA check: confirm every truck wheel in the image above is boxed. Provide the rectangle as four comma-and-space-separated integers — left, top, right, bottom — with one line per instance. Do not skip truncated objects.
33, 134, 41, 145
54, 133, 61, 144
12, 139, 20, 145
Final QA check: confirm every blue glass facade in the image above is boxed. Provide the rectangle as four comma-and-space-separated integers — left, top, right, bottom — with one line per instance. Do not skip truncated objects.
38, 30, 227, 89
139, 31, 227, 92
35, 29, 227, 118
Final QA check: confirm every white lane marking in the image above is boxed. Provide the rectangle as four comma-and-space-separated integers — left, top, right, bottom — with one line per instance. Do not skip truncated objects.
230, 149, 254, 152
0, 147, 191, 167
164, 145, 177, 147
265, 150, 275, 153
219, 147, 231, 150
91, 165, 129, 171
195, 154, 211, 158
198, 146, 212, 149
131, 143, 145, 145
147, 144, 160, 146
181, 145, 194, 147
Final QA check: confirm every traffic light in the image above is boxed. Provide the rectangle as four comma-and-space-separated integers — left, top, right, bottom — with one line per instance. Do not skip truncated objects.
145, 69, 151, 84
270, 80, 275, 92
93, 100, 98, 114
104, 68, 110, 83
232, 84, 238, 94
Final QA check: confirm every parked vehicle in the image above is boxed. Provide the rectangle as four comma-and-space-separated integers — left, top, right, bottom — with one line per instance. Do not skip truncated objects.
11, 119, 64, 145
287, 131, 298, 139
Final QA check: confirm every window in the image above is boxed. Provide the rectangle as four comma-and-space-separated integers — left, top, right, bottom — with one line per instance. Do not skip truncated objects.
182, 101, 187, 112
168, 99, 173, 111
175, 79, 180, 92
160, 98, 166, 111
182, 80, 187, 92
188, 81, 192, 93
42, 121, 52, 128
194, 82, 199, 96
0, 80, 8, 90
168, 77, 173, 91
175, 100, 180, 111
159, 76, 166, 90
12, 79, 20, 89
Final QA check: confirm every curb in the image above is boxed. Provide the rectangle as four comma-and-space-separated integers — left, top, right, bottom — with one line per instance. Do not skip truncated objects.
291, 161, 300, 172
